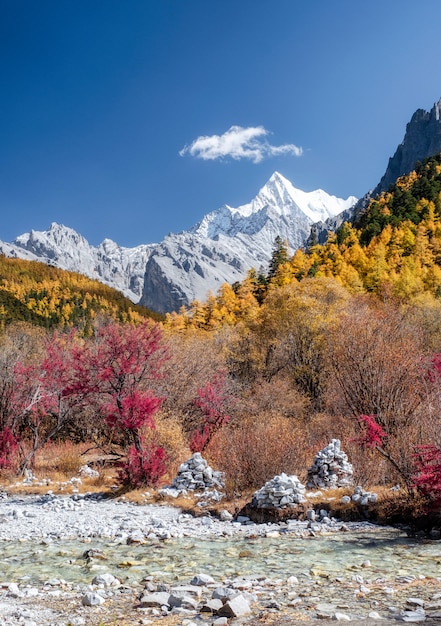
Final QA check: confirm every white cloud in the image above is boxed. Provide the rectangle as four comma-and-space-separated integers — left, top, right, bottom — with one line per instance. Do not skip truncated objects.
179, 125, 303, 163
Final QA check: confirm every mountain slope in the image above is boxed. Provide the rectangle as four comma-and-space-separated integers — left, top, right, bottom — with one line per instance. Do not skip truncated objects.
291, 154, 441, 300
373, 98, 441, 198
0, 255, 161, 330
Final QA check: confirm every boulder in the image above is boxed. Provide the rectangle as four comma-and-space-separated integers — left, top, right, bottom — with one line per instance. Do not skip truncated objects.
191, 572, 215, 586
217, 593, 251, 618
81, 592, 105, 606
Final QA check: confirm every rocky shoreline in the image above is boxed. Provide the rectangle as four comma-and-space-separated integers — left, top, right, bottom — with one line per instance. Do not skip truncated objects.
0, 492, 441, 625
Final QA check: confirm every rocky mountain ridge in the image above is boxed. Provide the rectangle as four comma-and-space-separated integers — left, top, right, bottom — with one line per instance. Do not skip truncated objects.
1, 224, 153, 303
5, 97, 440, 313
0, 173, 356, 313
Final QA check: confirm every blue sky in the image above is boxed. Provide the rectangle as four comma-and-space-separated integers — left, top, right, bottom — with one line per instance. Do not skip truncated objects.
1, 0, 441, 247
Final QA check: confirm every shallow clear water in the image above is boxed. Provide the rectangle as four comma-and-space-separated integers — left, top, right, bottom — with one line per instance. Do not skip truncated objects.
1, 527, 440, 586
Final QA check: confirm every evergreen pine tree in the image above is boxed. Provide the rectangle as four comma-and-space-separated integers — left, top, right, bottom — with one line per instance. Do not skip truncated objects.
267, 236, 290, 281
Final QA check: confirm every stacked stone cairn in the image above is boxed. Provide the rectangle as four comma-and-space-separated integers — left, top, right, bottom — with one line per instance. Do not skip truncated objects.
252, 473, 306, 509
306, 439, 354, 490
171, 452, 224, 492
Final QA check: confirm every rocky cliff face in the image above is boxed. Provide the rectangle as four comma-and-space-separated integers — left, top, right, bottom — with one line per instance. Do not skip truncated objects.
309, 98, 441, 245
373, 98, 441, 197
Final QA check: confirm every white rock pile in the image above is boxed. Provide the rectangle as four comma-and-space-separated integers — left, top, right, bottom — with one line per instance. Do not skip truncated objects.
78, 464, 99, 479
252, 473, 306, 509
307, 439, 354, 490
169, 452, 224, 492
342, 485, 378, 506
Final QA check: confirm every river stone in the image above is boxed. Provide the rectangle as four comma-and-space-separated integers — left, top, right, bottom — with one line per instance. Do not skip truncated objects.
200, 598, 224, 612
212, 587, 240, 601
81, 592, 105, 606
348, 485, 378, 506
191, 572, 215, 585
217, 593, 251, 618
6, 583, 21, 597
219, 509, 233, 521
427, 602, 441, 610
397, 608, 426, 622
168, 593, 199, 610
139, 591, 171, 607
78, 464, 99, 478
368, 611, 382, 619
92, 573, 120, 586
315, 602, 337, 615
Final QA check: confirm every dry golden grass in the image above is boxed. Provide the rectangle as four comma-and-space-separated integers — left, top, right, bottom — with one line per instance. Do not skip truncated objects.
33, 440, 88, 474
0, 440, 120, 495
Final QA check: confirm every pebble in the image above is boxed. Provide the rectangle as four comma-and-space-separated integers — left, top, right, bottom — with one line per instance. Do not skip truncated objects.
191, 573, 215, 585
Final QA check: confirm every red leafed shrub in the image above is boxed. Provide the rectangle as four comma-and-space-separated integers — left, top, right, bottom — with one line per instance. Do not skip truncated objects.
189, 425, 211, 454
412, 445, 441, 504
190, 375, 231, 453
103, 392, 162, 432
354, 414, 388, 448
118, 443, 168, 487
0, 428, 18, 469
427, 353, 441, 383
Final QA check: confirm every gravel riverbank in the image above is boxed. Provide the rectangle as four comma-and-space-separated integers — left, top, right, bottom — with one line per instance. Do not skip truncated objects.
0, 492, 440, 625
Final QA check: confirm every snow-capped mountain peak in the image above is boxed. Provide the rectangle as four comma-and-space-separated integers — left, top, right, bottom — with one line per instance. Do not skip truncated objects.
263, 172, 357, 223
192, 172, 356, 241
15, 222, 90, 257
139, 173, 357, 312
